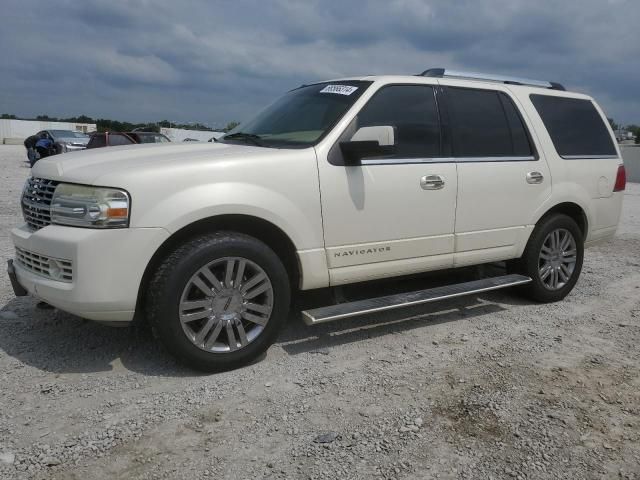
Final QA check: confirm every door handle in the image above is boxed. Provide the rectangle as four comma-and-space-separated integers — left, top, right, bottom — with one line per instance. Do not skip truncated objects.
420, 175, 445, 190
526, 171, 544, 184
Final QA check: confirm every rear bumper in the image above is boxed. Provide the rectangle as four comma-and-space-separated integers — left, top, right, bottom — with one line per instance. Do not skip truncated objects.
10, 224, 170, 322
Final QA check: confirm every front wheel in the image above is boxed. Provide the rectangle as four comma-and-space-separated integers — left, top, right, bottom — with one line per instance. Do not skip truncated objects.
513, 213, 584, 303
146, 232, 290, 371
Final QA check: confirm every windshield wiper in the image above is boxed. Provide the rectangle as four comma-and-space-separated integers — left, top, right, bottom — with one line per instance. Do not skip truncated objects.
223, 132, 264, 146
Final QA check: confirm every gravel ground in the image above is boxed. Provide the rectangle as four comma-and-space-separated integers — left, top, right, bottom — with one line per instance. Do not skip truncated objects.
1, 144, 639, 480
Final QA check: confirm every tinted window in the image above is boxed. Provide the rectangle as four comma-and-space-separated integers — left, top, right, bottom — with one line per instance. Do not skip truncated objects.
447, 87, 532, 157
356, 85, 440, 158
499, 94, 533, 156
530, 95, 616, 157
109, 133, 134, 146
87, 134, 106, 148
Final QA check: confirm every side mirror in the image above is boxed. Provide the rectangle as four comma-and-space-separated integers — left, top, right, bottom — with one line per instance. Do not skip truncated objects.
339, 126, 395, 165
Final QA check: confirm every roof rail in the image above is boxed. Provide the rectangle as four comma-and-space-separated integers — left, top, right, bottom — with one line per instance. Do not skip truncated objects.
420, 68, 565, 91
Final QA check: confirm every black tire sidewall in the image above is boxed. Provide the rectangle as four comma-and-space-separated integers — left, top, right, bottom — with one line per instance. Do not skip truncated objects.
148, 233, 290, 371
521, 214, 584, 302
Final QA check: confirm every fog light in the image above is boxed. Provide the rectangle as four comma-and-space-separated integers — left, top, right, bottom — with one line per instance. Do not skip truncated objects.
48, 259, 63, 280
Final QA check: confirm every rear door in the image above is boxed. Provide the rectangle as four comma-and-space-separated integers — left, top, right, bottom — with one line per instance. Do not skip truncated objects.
441, 83, 552, 266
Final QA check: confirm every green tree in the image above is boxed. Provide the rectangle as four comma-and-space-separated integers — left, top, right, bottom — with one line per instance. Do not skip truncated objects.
608, 118, 619, 131
223, 121, 240, 132
1, 113, 17, 119
620, 124, 640, 144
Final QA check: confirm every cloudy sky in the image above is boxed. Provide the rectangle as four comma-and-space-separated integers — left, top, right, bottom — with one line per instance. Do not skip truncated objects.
1, 0, 638, 128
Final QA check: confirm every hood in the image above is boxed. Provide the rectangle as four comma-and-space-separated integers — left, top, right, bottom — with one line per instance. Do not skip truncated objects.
32, 142, 275, 185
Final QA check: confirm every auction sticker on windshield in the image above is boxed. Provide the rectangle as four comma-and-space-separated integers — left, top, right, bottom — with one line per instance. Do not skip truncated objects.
320, 85, 359, 95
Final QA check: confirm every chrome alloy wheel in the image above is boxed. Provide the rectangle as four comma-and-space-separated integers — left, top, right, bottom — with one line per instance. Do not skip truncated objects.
179, 257, 274, 353
538, 228, 577, 291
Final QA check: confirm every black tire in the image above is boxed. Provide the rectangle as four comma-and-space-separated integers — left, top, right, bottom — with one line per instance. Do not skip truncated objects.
512, 213, 584, 303
146, 232, 290, 372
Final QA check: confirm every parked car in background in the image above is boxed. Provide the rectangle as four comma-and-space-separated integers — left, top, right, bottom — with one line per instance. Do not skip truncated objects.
23, 130, 89, 166
86, 132, 135, 149
86, 131, 170, 149
36, 130, 89, 154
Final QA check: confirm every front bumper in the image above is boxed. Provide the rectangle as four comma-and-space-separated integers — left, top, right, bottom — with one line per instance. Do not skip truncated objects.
59, 144, 87, 153
7, 259, 28, 297
10, 224, 170, 322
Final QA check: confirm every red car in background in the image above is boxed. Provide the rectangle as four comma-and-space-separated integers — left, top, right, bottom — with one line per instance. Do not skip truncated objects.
86, 131, 170, 148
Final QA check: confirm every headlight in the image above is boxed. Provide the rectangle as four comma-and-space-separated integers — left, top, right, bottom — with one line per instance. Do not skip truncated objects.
51, 183, 130, 228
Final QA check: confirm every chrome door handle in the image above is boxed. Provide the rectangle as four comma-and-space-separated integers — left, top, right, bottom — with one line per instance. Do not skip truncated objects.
526, 171, 544, 184
420, 174, 445, 190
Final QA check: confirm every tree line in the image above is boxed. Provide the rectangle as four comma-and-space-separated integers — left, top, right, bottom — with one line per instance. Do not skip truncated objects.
0, 113, 239, 133
608, 118, 640, 144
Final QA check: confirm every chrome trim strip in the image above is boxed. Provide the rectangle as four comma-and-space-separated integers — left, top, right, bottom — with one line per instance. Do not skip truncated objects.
561, 155, 619, 160
360, 157, 445, 165
455, 156, 536, 162
360, 156, 535, 165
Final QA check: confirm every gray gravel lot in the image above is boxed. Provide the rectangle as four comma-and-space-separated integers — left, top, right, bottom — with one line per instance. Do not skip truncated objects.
1, 144, 639, 479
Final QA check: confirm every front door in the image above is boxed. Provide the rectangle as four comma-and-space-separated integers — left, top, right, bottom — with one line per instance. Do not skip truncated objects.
315, 83, 458, 286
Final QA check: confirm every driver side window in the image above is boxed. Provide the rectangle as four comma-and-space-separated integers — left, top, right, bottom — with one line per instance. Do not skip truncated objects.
356, 85, 441, 158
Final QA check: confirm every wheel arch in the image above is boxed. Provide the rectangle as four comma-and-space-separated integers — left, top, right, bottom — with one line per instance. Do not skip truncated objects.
535, 202, 588, 239
134, 214, 301, 321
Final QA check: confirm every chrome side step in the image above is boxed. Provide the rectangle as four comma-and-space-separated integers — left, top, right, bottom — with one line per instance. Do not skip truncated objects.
301, 274, 531, 325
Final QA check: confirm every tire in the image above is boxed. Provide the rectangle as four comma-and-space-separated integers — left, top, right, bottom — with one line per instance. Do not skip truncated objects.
512, 213, 584, 303
146, 232, 290, 372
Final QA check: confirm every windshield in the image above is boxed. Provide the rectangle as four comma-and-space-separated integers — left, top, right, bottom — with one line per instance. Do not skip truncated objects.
134, 133, 171, 143
49, 130, 88, 139
220, 80, 371, 148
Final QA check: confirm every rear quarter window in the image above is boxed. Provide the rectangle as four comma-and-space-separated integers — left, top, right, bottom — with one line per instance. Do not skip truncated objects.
530, 95, 617, 158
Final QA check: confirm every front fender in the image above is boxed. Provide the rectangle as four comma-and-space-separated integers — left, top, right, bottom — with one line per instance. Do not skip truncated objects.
132, 182, 323, 251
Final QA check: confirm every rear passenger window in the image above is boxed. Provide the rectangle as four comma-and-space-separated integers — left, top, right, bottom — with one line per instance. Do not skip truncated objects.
446, 87, 533, 158
356, 85, 441, 158
530, 95, 617, 158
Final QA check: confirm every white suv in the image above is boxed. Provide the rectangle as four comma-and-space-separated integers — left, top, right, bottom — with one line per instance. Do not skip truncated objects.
8, 68, 626, 371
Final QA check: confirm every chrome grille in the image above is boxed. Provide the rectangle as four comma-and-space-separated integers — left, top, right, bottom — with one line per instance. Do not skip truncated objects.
22, 177, 59, 230
15, 247, 73, 282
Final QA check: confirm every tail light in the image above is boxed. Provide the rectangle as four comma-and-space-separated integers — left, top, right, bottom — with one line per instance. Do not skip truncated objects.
613, 165, 626, 192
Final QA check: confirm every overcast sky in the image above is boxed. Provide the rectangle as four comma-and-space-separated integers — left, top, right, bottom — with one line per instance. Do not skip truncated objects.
1, 0, 638, 128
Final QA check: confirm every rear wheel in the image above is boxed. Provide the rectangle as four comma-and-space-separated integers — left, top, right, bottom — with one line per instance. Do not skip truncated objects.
146, 232, 290, 371
513, 213, 584, 302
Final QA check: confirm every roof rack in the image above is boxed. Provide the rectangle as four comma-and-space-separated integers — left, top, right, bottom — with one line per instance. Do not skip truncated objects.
420, 68, 565, 91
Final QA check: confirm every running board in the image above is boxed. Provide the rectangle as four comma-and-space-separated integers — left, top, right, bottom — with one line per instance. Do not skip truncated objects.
302, 274, 531, 325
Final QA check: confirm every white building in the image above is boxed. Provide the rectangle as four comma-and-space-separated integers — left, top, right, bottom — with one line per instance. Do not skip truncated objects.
0, 119, 97, 144
160, 127, 224, 142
